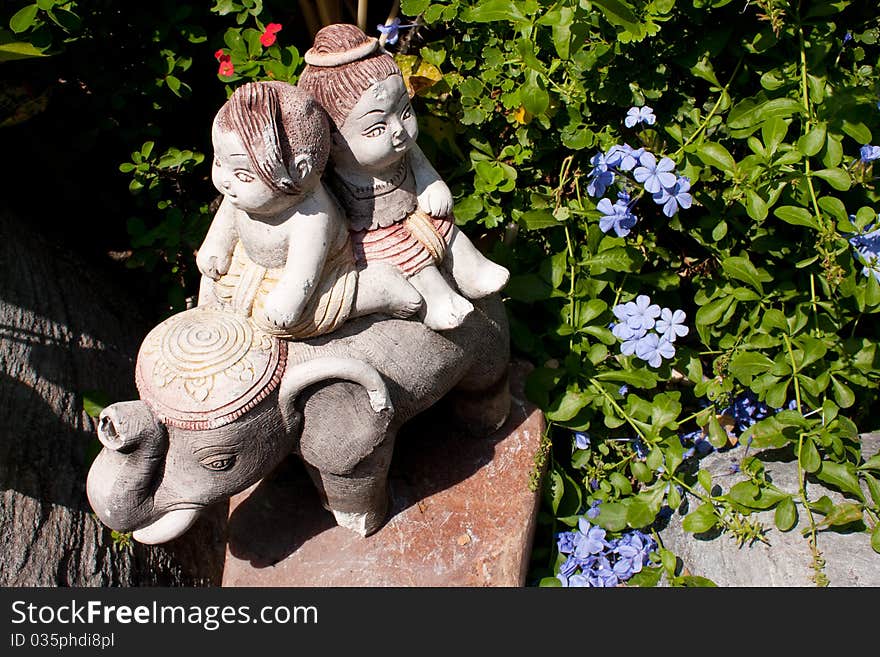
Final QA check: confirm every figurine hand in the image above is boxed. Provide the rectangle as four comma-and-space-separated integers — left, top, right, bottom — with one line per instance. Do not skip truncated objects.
260, 289, 303, 330
418, 180, 454, 218
196, 248, 232, 280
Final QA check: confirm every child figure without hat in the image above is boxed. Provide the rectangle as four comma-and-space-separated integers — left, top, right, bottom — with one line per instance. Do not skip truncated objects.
298, 24, 510, 331
197, 80, 423, 337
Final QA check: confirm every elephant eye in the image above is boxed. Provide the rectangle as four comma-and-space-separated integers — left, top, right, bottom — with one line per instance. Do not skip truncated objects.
202, 455, 235, 471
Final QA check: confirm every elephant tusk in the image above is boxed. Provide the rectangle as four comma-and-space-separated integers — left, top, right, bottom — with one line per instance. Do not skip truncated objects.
279, 356, 393, 417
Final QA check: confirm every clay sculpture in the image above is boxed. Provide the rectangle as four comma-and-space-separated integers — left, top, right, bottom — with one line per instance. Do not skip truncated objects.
87, 26, 512, 545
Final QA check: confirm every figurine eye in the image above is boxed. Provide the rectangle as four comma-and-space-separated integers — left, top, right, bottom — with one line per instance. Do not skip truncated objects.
201, 455, 235, 472
213, 157, 221, 168
363, 124, 386, 138
401, 104, 413, 120
234, 170, 255, 183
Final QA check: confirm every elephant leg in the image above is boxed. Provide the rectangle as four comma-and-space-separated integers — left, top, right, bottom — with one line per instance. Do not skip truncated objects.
297, 380, 396, 536
447, 370, 511, 436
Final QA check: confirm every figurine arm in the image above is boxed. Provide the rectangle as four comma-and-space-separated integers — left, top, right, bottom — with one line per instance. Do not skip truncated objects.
260, 206, 335, 329
196, 196, 239, 280
409, 144, 454, 218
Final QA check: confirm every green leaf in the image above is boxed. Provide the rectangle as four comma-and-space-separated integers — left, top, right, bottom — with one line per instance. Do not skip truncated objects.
728, 351, 774, 382
521, 70, 549, 116
841, 120, 872, 145
698, 469, 713, 493
864, 474, 880, 508
728, 96, 804, 130
774, 205, 818, 229
697, 142, 736, 173
0, 39, 47, 61
626, 497, 655, 528
812, 168, 851, 191
707, 413, 729, 449
830, 376, 855, 408
774, 496, 798, 531
797, 123, 826, 156
544, 468, 564, 513
581, 247, 643, 272
462, 0, 531, 24
626, 566, 663, 587
815, 461, 864, 500
546, 390, 591, 422
695, 296, 734, 326
817, 196, 848, 224
681, 503, 717, 533
539, 576, 563, 587
721, 255, 771, 293
9, 4, 39, 33
400, 0, 431, 14
800, 438, 821, 473
82, 390, 113, 418
745, 190, 768, 221
591, 0, 639, 29
519, 210, 560, 230
873, 525, 880, 555
860, 453, 880, 472
817, 502, 863, 528
761, 117, 788, 154
677, 576, 718, 587
593, 501, 629, 532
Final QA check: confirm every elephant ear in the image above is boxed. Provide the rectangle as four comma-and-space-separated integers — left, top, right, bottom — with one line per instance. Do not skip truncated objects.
278, 356, 393, 433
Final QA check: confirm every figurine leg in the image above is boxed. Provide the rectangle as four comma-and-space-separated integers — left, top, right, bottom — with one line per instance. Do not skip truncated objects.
304, 463, 391, 537
444, 226, 510, 299
352, 263, 424, 319
408, 264, 474, 331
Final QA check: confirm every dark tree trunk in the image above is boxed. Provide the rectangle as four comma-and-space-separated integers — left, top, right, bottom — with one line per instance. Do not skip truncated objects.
0, 210, 227, 586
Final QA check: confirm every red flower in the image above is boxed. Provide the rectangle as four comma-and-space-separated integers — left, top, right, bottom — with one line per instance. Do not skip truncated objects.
259, 23, 282, 47
218, 59, 235, 77
214, 49, 229, 62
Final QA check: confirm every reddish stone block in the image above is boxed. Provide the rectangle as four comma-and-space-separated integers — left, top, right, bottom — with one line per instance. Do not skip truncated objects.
222, 362, 546, 587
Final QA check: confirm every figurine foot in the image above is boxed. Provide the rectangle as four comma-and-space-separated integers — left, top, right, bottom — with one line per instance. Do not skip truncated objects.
353, 263, 424, 319
420, 292, 474, 331
454, 260, 510, 299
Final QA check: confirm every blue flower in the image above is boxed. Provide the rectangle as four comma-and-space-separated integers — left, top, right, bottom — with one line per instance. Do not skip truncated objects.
586, 500, 601, 519
587, 152, 616, 197
557, 531, 578, 555
633, 152, 677, 194
632, 437, 648, 460
843, 31, 853, 45
859, 144, 880, 163
723, 391, 771, 433
574, 431, 591, 450
574, 518, 609, 558
849, 223, 880, 283
376, 18, 415, 45
652, 176, 693, 217
559, 554, 579, 578
610, 144, 645, 171
597, 197, 637, 237
618, 384, 629, 397
567, 573, 591, 587
625, 105, 656, 128
634, 332, 675, 367
587, 555, 620, 587
613, 294, 662, 332
654, 307, 689, 342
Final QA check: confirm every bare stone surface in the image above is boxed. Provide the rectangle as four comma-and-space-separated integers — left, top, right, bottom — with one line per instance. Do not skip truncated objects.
222, 362, 545, 587
659, 432, 880, 587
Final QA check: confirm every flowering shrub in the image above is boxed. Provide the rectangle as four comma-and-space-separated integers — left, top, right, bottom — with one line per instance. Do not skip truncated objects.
5, 0, 880, 586
409, 0, 880, 586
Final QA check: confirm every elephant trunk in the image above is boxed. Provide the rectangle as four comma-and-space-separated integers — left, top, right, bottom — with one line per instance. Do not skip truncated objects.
86, 400, 167, 533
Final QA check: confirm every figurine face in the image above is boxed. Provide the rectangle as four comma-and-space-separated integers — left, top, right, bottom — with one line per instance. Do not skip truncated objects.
334, 74, 418, 172
211, 123, 289, 215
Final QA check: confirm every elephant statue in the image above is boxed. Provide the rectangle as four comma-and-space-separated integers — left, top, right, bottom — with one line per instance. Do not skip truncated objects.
86, 294, 510, 544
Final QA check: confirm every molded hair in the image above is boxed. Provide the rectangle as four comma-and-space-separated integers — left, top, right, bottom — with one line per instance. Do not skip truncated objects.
214, 81, 330, 195
298, 24, 400, 130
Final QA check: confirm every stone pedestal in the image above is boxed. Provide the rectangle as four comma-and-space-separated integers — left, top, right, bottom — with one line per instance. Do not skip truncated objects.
221, 362, 545, 587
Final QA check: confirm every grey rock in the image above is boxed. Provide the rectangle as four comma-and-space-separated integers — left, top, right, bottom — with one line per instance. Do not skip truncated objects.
658, 432, 880, 587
